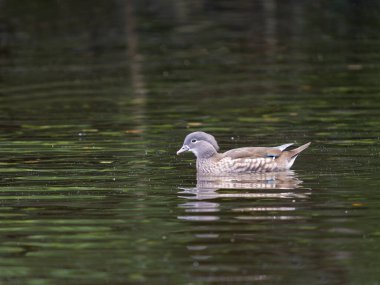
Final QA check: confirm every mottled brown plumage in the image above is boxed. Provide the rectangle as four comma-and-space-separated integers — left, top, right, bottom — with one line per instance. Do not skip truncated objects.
177, 131, 310, 175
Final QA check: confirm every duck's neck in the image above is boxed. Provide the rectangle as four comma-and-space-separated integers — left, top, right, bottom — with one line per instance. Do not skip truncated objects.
196, 153, 224, 174
195, 148, 218, 159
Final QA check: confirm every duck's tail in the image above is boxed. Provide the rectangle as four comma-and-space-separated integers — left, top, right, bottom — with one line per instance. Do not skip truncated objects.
279, 142, 311, 170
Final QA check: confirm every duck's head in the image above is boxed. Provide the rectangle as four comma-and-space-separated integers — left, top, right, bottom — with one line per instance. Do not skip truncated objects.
177, 131, 220, 159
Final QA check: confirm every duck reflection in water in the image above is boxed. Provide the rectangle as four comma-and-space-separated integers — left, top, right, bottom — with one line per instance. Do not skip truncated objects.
179, 171, 310, 200
177, 171, 311, 222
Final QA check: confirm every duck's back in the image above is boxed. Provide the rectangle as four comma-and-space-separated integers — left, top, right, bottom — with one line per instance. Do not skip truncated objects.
222, 147, 283, 159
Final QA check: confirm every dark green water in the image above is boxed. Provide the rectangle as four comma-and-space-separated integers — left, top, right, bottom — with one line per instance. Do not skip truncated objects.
1, 1, 380, 284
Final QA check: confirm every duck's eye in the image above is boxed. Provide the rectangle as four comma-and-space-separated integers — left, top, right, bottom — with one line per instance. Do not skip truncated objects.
191, 139, 197, 143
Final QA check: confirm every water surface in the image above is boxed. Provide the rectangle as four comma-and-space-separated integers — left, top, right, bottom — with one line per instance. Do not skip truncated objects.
0, 1, 380, 284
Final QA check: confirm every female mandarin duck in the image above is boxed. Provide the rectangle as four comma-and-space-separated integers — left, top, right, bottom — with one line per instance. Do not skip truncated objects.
177, 131, 310, 175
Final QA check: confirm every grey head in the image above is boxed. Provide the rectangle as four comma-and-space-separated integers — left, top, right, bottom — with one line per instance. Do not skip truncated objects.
177, 131, 220, 159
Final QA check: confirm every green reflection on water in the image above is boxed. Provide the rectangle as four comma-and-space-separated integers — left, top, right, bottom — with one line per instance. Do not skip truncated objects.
0, 0, 380, 284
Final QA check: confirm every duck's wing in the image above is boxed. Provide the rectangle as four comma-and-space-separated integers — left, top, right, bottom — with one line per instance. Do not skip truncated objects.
217, 143, 308, 173
219, 148, 281, 173
274, 143, 293, 151
223, 146, 287, 159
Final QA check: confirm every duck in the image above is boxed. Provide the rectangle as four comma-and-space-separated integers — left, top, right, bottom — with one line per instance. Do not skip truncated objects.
176, 131, 310, 175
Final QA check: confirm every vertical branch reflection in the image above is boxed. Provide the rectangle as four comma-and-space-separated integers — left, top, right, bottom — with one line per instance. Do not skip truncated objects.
124, 0, 147, 191
262, 0, 277, 93
263, 0, 277, 50
125, 0, 146, 99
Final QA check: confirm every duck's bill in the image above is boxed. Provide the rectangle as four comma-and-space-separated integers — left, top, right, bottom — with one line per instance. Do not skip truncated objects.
176, 145, 190, 155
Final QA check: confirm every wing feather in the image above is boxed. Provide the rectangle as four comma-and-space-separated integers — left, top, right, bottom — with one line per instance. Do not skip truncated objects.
223, 147, 283, 159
